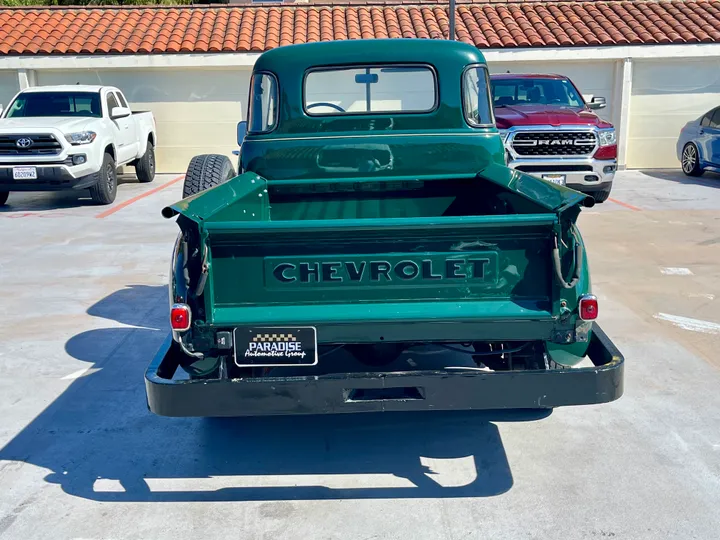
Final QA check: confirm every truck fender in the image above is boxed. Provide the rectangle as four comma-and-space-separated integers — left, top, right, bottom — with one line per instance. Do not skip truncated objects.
98, 139, 117, 164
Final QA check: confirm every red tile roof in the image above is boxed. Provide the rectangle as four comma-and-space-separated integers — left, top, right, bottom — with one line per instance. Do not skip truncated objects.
0, 1, 719, 55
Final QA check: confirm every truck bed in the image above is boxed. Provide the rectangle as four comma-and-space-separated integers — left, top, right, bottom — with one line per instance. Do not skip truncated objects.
163, 168, 590, 345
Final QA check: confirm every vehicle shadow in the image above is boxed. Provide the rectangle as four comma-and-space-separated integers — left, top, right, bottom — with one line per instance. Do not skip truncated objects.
639, 168, 720, 187
0, 285, 551, 502
0, 173, 141, 212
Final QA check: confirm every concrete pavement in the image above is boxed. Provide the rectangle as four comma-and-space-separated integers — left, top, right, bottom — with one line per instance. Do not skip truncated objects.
0, 170, 719, 540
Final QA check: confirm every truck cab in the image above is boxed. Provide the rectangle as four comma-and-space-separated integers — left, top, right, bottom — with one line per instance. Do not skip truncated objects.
146, 39, 623, 418
236, 40, 505, 181
491, 74, 617, 202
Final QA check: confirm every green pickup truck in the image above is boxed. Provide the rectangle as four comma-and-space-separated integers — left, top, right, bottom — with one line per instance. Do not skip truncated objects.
145, 39, 624, 417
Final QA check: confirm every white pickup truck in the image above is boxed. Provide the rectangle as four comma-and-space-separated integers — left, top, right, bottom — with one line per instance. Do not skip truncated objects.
0, 85, 156, 205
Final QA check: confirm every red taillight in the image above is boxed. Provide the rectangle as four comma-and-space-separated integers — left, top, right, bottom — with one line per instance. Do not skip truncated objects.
579, 295, 598, 321
170, 303, 191, 331
594, 144, 617, 160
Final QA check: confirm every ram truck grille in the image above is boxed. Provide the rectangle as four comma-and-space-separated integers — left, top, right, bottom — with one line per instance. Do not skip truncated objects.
511, 131, 597, 157
0, 134, 63, 156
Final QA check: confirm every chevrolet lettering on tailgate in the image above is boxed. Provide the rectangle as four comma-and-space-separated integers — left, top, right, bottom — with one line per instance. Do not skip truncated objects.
267, 252, 499, 287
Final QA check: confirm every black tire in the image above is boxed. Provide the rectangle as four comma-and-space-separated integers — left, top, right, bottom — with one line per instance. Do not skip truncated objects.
183, 154, 236, 198
592, 186, 612, 203
135, 141, 156, 183
89, 153, 117, 205
0, 191, 8, 206
681, 143, 704, 177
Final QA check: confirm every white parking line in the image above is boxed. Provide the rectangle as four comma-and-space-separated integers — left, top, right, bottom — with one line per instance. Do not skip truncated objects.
654, 313, 720, 335
660, 267, 694, 275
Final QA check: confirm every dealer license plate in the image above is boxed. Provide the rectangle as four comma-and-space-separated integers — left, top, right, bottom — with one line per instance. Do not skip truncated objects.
541, 174, 566, 185
13, 166, 37, 180
234, 326, 318, 367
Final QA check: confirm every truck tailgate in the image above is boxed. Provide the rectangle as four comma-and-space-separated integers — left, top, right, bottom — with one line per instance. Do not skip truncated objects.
204, 213, 558, 332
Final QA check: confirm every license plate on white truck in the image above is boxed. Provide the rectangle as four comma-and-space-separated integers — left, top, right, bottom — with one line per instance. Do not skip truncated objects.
13, 167, 37, 180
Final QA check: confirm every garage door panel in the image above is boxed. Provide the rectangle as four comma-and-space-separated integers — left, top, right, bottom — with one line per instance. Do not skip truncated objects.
157, 146, 237, 174
624, 139, 671, 170
37, 69, 250, 173
628, 110, 701, 139
628, 59, 720, 169
156, 121, 237, 147
134, 101, 243, 123
37, 70, 249, 104
0, 71, 19, 111
489, 61, 615, 123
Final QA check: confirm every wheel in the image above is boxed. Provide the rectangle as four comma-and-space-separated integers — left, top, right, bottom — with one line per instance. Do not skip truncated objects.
89, 153, 117, 205
592, 186, 612, 203
135, 141, 156, 183
183, 154, 236, 198
682, 143, 704, 177
0, 191, 8, 206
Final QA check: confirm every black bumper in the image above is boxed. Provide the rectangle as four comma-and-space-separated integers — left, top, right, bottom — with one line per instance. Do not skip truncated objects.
145, 325, 624, 417
0, 166, 99, 191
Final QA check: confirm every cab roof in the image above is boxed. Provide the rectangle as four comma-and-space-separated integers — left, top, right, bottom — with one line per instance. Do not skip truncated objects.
254, 38, 487, 73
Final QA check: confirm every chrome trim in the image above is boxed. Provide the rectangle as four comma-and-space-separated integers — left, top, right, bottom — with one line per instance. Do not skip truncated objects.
506, 155, 616, 187
0, 133, 62, 157
171, 303, 192, 332
578, 294, 598, 322
505, 125, 600, 159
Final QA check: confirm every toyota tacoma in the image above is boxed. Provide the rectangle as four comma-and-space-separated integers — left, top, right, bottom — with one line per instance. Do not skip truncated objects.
0, 85, 156, 205
145, 39, 624, 417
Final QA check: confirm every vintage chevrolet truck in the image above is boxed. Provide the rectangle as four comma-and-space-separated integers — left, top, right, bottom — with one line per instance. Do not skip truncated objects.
145, 39, 624, 417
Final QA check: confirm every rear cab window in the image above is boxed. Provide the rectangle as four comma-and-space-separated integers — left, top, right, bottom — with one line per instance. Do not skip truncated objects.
304, 65, 437, 115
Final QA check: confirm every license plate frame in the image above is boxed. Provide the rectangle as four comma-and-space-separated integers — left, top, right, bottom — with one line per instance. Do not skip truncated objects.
13, 166, 38, 180
541, 174, 566, 185
233, 326, 318, 368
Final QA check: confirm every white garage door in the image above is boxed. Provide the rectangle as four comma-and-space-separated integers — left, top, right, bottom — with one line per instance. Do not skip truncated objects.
628, 59, 720, 169
488, 61, 616, 125
0, 70, 19, 113
37, 68, 250, 173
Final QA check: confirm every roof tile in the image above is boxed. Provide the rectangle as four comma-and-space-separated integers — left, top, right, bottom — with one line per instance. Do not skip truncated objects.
0, 1, 719, 55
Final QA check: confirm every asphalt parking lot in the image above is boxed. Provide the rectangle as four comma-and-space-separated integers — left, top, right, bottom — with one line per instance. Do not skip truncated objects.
1, 170, 719, 540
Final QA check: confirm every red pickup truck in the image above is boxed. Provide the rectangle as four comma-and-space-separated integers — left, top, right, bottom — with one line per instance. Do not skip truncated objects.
490, 73, 617, 202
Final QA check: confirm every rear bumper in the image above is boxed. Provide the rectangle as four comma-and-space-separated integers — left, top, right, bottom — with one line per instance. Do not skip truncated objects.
145, 324, 624, 417
0, 164, 99, 191
507, 157, 616, 190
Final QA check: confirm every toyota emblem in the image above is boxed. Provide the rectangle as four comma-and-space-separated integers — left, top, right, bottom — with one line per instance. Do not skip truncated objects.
16, 137, 33, 149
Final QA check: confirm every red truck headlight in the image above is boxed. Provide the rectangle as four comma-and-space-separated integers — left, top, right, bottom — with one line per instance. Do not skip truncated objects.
579, 294, 598, 321
595, 129, 617, 160
170, 303, 192, 331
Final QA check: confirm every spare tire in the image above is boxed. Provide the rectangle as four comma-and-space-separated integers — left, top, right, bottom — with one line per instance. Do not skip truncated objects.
183, 154, 236, 198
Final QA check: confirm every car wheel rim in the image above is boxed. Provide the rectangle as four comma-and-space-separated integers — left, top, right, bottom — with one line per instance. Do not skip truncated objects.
149, 151, 155, 176
682, 145, 697, 173
106, 163, 116, 191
